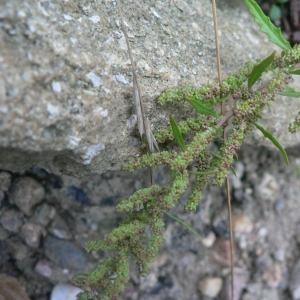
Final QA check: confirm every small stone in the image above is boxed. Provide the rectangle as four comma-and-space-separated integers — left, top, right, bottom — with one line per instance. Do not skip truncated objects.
44, 236, 87, 271
256, 173, 279, 201
0, 171, 12, 191
122, 287, 139, 300
49, 215, 72, 239
211, 238, 233, 267
221, 268, 249, 300
289, 259, 300, 299
50, 284, 83, 300
33, 203, 56, 226
199, 276, 222, 298
140, 272, 159, 292
6, 237, 29, 261
34, 259, 53, 278
263, 263, 282, 288
233, 215, 253, 234
244, 283, 280, 300
0, 190, 5, 204
21, 222, 43, 248
1, 209, 23, 232
10, 177, 45, 216
274, 248, 285, 262
0, 226, 9, 240
0, 273, 31, 300
202, 231, 216, 248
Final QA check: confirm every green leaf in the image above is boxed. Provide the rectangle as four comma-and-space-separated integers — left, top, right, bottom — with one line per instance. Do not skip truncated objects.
186, 97, 216, 115
251, 120, 289, 165
244, 0, 291, 50
169, 115, 185, 150
279, 86, 300, 98
230, 166, 237, 178
288, 67, 300, 75
248, 51, 276, 88
269, 4, 281, 21
163, 210, 201, 239
189, 170, 218, 175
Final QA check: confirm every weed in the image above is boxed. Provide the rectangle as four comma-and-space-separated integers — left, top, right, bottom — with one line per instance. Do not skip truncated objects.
74, 1, 300, 299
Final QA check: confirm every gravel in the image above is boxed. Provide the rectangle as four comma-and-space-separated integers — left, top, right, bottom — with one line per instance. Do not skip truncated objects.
0, 145, 300, 299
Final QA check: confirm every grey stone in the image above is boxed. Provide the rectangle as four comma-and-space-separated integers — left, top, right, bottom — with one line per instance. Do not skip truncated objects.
0, 171, 12, 191
34, 259, 53, 278
0, 190, 4, 205
49, 215, 72, 240
199, 276, 222, 298
0, 225, 9, 241
10, 177, 45, 215
0, 0, 290, 177
44, 236, 87, 271
21, 222, 43, 248
32, 203, 56, 226
6, 236, 29, 261
1, 208, 24, 232
290, 259, 300, 300
50, 284, 83, 300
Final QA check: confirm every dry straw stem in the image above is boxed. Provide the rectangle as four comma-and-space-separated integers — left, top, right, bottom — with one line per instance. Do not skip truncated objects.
211, 0, 235, 299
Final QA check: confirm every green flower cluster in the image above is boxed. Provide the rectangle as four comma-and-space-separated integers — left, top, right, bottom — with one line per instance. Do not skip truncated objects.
75, 48, 300, 299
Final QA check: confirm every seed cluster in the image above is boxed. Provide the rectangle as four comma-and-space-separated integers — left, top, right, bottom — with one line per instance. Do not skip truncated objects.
75, 48, 300, 300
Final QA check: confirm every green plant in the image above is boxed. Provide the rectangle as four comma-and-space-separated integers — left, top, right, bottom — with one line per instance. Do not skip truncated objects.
74, 1, 300, 299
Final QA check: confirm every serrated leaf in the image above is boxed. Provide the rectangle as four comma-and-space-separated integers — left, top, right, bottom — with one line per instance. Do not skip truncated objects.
279, 86, 300, 98
248, 51, 276, 88
169, 115, 185, 150
251, 120, 289, 165
163, 210, 201, 239
186, 98, 216, 115
244, 0, 291, 50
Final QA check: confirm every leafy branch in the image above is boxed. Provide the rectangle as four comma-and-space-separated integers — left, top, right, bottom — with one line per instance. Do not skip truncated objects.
74, 1, 300, 299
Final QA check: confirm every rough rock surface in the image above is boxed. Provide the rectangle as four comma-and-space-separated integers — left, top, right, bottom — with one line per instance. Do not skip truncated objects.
1, 0, 297, 177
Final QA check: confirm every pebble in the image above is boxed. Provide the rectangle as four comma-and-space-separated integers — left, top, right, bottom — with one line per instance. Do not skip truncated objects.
49, 215, 72, 240
0, 273, 31, 300
0, 190, 5, 205
221, 268, 249, 300
10, 177, 45, 215
256, 172, 279, 201
0, 226, 9, 240
44, 236, 87, 271
210, 238, 233, 268
243, 283, 279, 300
1, 208, 23, 232
34, 259, 53, 278
33, 203, 56, 226
0, 171, 12, 191
21, 222, 43, 248
6, 237, 29, 261
122, 287, 139, 300
139, 272, 159, 292
202, 231, 216, 248
50, 284, 83, 300
263, 263, 282, 288
233, 215, 253, 234
198, 276, 222, 298
289, 259, 300, 299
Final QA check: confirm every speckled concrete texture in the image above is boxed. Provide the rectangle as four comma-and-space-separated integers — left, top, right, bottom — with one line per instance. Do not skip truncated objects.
0, 0, 298, 176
